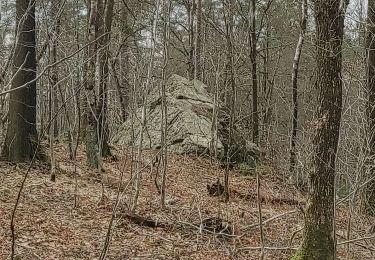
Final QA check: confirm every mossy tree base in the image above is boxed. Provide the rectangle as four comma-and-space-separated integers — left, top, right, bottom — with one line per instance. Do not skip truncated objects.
291, 245, 334, 260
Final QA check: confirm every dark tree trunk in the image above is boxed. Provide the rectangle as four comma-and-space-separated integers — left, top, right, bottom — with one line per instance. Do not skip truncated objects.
250, 0, 259, 145
116, 2, 131, 122
50, 0, 60, 139
188, 0, 195, 80
84, 0, 114, 168
84, 0, 101, 168
2, 0, 38, 162
195, 0, 202, 80
290, 0, 307, 176
112, 59, 130, 122
97, 0, 114, 157
364, 0, 375, 215
49, 0, 61, 177
294, 0, 348, 259
223, 0, 236, 203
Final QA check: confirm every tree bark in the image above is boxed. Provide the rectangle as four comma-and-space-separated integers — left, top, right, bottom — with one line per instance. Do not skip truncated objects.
2, 0, 38, 162
160, 0, 171, 208
84, 0, 113, 168
131, 0, 160, 211
188, 0, 195, 80
97, 0, 114, 157
223, 0, 236, 203
293, 0, 348, 259
364, 0, 375, 215
116, 2, 131, 122
84, 0, 101, 168
195, 0, 202, 80
50, 0, 60, 139
250, 0, 259, 145
290, 0, 307, 177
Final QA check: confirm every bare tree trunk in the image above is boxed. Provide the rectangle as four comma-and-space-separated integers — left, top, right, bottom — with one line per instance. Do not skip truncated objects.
49, 77, 56, 181
51, 0, 60, 139
223, 0, 236, 203
290, 0, 307, 177
84, 0, 99, 168
160, 0, 171, 208
294, 1, 348, 259
261, 19, 269, 140
2, 0, 38, 162
256, 166, 265, 259
97, 0, 114, 157
131, 0, 160, 211
188, 0, 195, 80
195, 0, 202, 80
84, 0, 113, 168
49, 0, 62, 181
210, 64, 220, 160
249, 0, 259, 145
111, 59, 130, 121
57, 84, 74, 159
364, 0, 375, 215
115, 2, 130, 122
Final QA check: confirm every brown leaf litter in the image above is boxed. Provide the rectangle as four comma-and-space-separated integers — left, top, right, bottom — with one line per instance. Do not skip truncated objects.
0, 144, 374, 259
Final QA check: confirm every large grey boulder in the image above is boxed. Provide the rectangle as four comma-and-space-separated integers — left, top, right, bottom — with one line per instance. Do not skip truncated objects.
113, 74, 260, 165
114, 74, 224, 155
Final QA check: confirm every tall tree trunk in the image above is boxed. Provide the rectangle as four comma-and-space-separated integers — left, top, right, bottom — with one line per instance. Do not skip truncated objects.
261, 19, 269, 139
188, 0, 195, 80
364, 0, 375, 215
2, 0, 38, 162
50, 0, 60, 139
195, 0, 202, 80
97, 0, 114, 157
223, 0, 236, 203
49, 0, 62, 181
84, 0, 101, 168
249, 0, 259, 145
116, 2, 130, 122
84, 0, 113, 168
131, 0, 160, 211
160, 0, 171, 208
294, 0, 348, 259
290, 0, 307, 177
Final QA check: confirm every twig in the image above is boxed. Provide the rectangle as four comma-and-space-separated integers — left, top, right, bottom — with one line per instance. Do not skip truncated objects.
0, 33, 109, 97
239, 246, 298, 251
242, 210, 298, 231
338, 235, 375, 246
256, 165, 265, 259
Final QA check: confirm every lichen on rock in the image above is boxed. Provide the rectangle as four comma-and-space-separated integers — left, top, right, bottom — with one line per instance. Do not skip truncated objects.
114, 74, 259, 165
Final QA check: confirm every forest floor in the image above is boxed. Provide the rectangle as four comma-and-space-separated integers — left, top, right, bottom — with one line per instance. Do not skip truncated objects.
0, 143, 374, 260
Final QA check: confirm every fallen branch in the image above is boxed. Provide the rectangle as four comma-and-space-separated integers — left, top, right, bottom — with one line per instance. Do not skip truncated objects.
242, 210, 298, 231
233, 190, 304, 206
177, 220, 236, 238
338, 235, 375, 246
239, 246, 297, 251
121, 211, 167, 228
336, 233, 375, 254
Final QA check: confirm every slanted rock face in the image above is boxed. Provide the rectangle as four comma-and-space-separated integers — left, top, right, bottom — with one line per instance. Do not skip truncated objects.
114, 74, 224, 156
114, 74, 260, 165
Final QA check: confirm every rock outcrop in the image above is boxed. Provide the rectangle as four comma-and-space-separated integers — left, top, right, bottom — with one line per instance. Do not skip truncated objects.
114, 74, 260, 165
